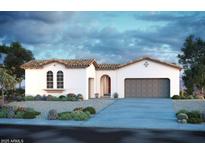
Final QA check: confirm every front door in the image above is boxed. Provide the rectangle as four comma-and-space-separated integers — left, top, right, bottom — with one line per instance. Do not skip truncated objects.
88, 78, 94, 98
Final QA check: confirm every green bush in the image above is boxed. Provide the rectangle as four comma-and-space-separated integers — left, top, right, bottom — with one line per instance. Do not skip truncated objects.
83, 106, 96, 114
25, 95, 34, 101
58, 95, 67, 101
14, 111, 24, 119
67, 93, 77, 101
187, 95, 194, 99
34, 95, 42, 101
22, 111, 40, 119
73, 107, 83, 112
0, 110, 7, 118
42, 95, 47, 101
58, 112, 72, 120
176, 109, 189, 116
15, 95, 24, 102
47, 95, 53, 101
7, 106, 15, 118
187, 111, 202, 119
176, 110, 203, 124
172, 95, 181, 99
76, 94, 83, 101
72, 111, 91, 121
187, 118, 203, 124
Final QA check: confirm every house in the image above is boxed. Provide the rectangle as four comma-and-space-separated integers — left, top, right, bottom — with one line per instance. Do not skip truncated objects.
21, 56, 181, 99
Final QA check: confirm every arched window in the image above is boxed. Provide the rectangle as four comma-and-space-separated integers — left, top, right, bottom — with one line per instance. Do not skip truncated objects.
47, 71, 53, 88
57, 71, 64, 89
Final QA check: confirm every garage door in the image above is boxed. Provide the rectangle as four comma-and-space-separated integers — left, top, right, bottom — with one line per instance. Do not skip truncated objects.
125, 78, 170, 98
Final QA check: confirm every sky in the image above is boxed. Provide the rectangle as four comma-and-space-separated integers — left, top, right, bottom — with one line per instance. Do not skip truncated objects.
0, 11, 205, 64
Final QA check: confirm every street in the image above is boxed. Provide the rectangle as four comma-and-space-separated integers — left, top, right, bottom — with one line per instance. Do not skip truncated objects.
0, 124, 205, 143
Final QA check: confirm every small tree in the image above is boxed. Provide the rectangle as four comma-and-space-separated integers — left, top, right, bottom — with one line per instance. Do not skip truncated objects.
178, 35, 205, 95
2, 42, 34, 88
0, 68, 17, 105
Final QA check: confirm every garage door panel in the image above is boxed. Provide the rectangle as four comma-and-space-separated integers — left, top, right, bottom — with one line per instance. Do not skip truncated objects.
125, 78, 170, 98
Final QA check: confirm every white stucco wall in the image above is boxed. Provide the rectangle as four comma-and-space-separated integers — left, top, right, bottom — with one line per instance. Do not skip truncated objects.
86, 64, 96, 99
95, 70, 117, 97
25, 62, 87, 98
117, 60, 180, 98
25, 59, 180, 99
96, 59, 180, 98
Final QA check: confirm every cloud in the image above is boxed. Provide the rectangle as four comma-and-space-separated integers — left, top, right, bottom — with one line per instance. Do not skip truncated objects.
0, 11, 205, 64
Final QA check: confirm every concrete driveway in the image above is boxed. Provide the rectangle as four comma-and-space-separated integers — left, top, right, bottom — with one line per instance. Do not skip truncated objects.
84, 98, 205, 131
84, 98, 178, 129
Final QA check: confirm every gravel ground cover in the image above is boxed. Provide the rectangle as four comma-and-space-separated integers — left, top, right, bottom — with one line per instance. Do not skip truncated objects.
8, 99, 115, 119
173, 100, 205, 112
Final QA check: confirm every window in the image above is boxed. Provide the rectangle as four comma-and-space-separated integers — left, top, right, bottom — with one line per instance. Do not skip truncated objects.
47, 71, 53, 88
57, 71, 64, 89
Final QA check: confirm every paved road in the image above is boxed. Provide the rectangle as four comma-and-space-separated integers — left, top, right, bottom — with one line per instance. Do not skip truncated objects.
0, 125, 205, 143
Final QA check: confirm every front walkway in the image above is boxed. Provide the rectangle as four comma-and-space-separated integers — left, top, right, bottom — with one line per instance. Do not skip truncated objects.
0, 99, 205, 131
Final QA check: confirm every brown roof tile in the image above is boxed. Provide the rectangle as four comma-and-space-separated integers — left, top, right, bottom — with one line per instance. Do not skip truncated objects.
21, 56, 181, 70
96, 64, 121, 70
21, 59, 97, 69
119, 56, 182, 70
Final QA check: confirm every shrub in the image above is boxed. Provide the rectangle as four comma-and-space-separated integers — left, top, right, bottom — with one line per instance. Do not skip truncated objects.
76, 94, 83, 101
14, 111, 24, 119
187, 95, 194, 99
25, 95, 34, 101
113, 92, 118, 99
34, 95, 42, 101
176, 113, 188, 120
72, 111, 91, 121
47, 95, 54, 101
23, 111, 39, 119
83, 106, 96, 114
172, 95, 181, 99
58, 95, 67, 101
195, 95, 204, 100
47, 109, 58, 120
58, 112, 72, 120
187, 111, 202, 119
176, 109, 189, 116
187, 118, 203, 124
73, 107, 83, 112
52, 96, 61, 101
59, 95, 66, 99
95, 93, 99, 98
180, 96, 186, 99
7, 106, 15, 118
67, 93, 77, 101
41, 95, 47, 101
0, 110, 7, 118
13, 95, 25, 102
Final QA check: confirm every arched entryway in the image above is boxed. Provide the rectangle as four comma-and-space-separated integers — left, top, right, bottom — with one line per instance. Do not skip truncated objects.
100, 75, 111, 97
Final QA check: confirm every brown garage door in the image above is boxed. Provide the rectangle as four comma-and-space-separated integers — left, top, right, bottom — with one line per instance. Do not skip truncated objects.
125, 78, 170, 98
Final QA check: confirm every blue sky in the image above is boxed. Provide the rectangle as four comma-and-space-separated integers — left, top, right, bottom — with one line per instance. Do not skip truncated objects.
0, 11, 205, 64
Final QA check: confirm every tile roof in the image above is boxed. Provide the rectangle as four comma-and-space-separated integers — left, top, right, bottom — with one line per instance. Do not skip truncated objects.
119, 56, 182, 70
21, 59, 97, 69
21, 56, 182, 70
96, 64, 121, 70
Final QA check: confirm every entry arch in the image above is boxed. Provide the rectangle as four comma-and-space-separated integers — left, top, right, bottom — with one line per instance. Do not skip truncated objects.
100, 74, 111, 97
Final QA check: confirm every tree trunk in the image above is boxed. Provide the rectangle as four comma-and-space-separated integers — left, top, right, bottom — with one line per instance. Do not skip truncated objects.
19, 81, 21, 89
202, 87, 204, 95
1, 89, 4, 106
